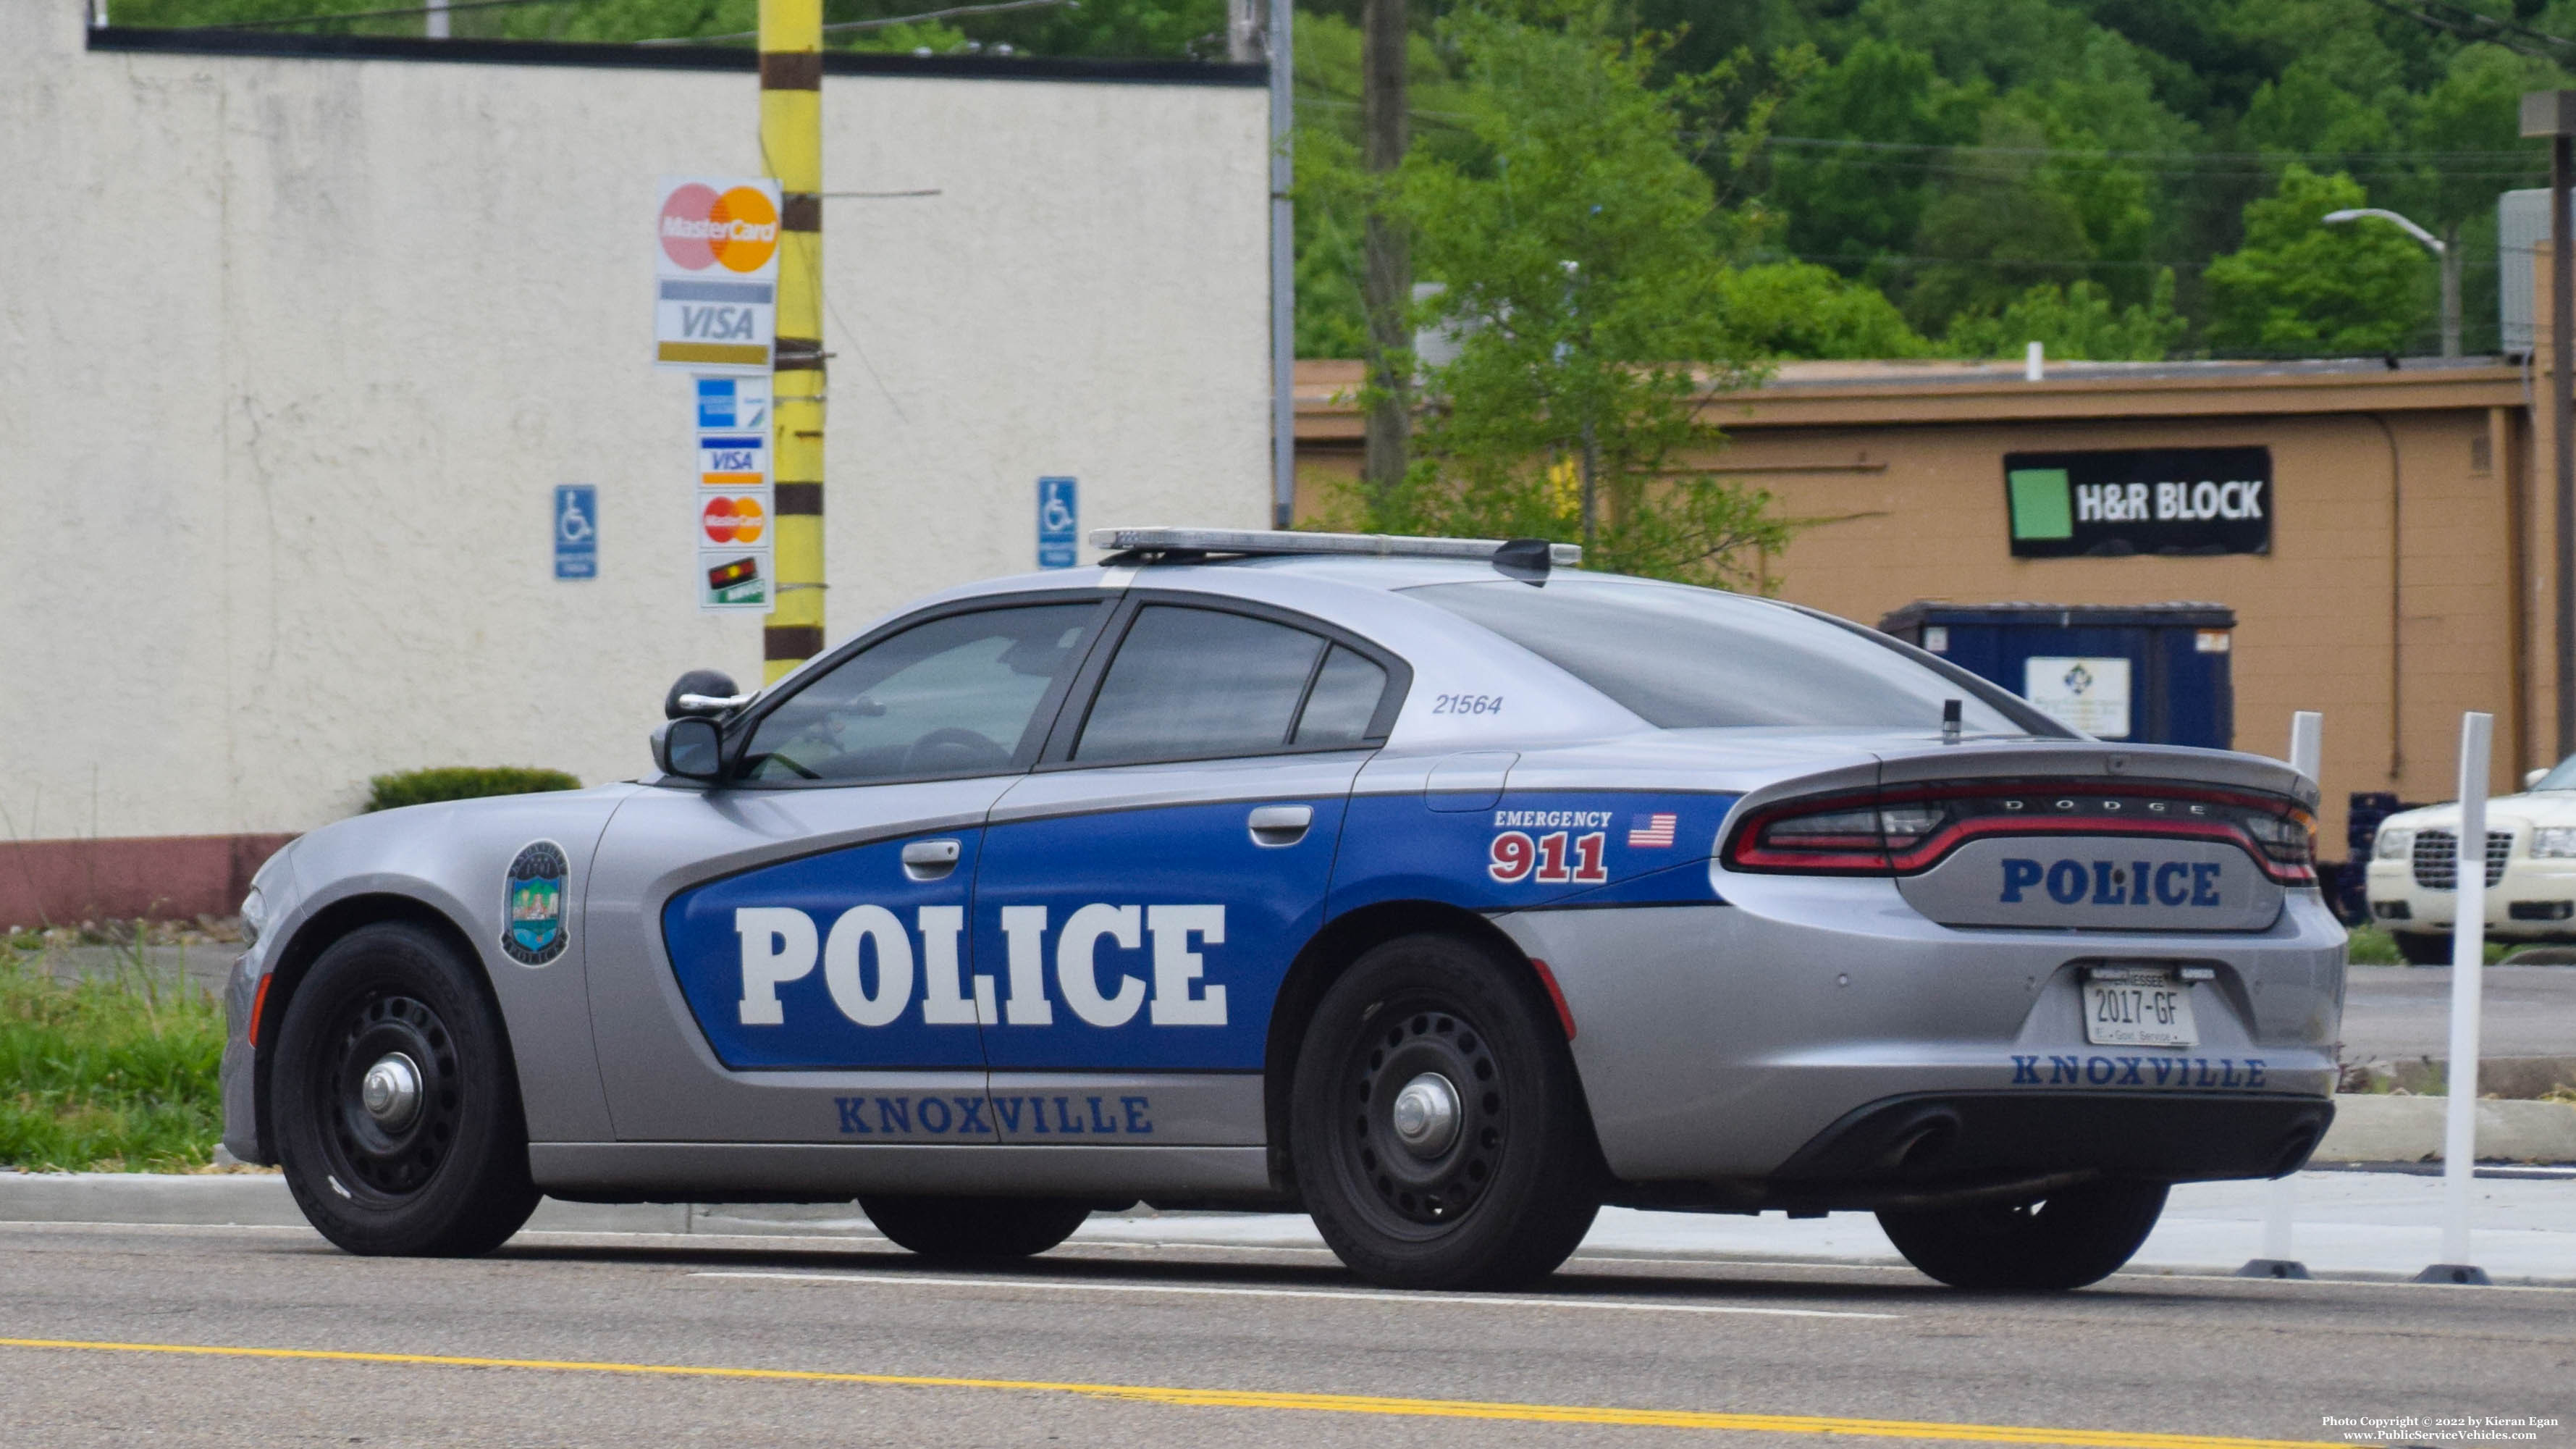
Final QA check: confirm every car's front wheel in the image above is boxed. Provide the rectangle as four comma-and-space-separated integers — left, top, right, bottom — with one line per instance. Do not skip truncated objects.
1290, 933, 1601, 1290
270, 923, 540, 1256
1877, 1180, 2168, 1290
859, 1196, 1094, 1260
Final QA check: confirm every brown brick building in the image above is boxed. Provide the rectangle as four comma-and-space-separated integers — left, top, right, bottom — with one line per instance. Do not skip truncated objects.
1293, 356, 2538, 852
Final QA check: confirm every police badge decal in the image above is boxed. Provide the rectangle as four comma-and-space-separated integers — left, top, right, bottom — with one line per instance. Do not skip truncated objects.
501, 841, 571, 966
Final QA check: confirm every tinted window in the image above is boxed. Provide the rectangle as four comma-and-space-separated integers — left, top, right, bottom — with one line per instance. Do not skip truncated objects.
1407, 579, 2058, 734
1077, 606, 1329, 763
1293, 646, 1389, 747
742, 604, 1098, 782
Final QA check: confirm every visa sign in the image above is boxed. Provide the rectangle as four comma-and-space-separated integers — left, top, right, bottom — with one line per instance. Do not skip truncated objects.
699, 434, 768, 485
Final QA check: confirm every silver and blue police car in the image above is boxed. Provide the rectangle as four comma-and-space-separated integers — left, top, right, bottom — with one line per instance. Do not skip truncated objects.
222, 529, 2344, 1292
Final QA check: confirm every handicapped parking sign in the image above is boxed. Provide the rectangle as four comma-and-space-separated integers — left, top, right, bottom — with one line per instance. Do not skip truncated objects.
1037, 476, 1077, 569
555, 484, 598, 580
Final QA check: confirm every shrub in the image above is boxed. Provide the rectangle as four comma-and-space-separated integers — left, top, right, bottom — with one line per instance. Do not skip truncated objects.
363, 767, 581, 813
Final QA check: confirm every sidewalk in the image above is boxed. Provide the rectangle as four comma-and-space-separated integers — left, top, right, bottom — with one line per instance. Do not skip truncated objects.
6, 1169, 2569, 1285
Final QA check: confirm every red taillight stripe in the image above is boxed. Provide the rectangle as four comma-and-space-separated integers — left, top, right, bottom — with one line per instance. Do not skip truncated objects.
1725, 781, 2315, 884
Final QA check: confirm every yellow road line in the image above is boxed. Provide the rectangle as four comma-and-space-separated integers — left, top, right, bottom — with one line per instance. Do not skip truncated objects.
0, 1336, 2333, 1448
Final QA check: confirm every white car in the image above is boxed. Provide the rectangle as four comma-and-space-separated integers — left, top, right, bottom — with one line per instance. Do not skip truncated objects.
2364, 757, 2576, 963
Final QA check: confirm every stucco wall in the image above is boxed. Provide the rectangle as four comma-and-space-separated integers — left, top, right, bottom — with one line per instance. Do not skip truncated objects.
0, 9, 1270, 844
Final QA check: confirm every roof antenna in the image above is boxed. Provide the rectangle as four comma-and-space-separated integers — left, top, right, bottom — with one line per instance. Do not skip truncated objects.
1941, 698, 1962, 745
1491, 537, 1554, 585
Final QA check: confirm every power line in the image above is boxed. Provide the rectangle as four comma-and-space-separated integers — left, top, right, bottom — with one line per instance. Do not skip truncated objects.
206, 0, 589, 30
648, 0, 1074, 45
1763, 135, 2547, 164
2364, 0, 2576, 60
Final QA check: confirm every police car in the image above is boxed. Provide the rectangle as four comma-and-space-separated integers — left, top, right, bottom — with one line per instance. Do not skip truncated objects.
221, 529, 2344, 1293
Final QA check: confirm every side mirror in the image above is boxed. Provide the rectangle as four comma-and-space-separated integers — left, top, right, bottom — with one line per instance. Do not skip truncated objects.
665, 668, 746, 721
654, 717, 725, 781
2527, 768, 2549, 791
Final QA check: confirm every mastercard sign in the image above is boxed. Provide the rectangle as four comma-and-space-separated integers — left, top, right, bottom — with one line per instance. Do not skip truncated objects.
656, 177, 781, 282
699, 493, 770, 546
655, 175, 780, 374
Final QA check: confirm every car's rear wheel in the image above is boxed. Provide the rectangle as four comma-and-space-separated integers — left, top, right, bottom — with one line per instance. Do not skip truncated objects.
2392, 930, 2453, 966
859, 1196, 1094, 1260
1877, 1180, 2168, 1290
271, 923, 540, 1256
1290, 933, 1601, 1290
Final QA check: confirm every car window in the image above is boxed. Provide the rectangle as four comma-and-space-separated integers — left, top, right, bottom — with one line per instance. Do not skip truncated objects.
1292, 646, 1388, 747
1406, 579, 2061, 735
2533, 756, 2576, 791
1075, 606, 1345, 764
741, 603, 1099, 783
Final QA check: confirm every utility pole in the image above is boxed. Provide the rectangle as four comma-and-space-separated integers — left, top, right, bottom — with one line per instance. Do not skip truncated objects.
1227, 0, 1260, 63
763, 0, 826, 683
2441, 222, 2462, 360
1267, 0, 1295, 527
1360, 0, 1410, 503
2525, 90, 2576, 759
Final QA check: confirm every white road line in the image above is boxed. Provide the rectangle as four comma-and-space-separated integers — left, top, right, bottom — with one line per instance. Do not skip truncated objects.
689, 1269, 1903, 1319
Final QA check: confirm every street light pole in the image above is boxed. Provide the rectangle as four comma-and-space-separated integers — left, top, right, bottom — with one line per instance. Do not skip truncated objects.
2525, 90, 2576, 762
1267, 0, 1295, 529
2320, 207, 2457, 358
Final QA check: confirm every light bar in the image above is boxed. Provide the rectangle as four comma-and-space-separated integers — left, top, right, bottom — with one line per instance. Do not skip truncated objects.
1087, 527, 1582, 566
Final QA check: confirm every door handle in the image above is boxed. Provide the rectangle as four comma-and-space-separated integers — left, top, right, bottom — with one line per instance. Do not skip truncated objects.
1247, 804, 1313, 847
901, 839, 962, 880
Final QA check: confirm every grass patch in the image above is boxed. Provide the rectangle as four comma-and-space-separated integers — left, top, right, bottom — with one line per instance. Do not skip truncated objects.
2343, 923, 2510, 966
0, 947, 225, 1172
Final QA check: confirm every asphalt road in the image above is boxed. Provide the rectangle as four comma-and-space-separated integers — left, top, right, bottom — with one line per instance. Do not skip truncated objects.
2341, 966, 2576, 1060
4, 1221, 2569, 1448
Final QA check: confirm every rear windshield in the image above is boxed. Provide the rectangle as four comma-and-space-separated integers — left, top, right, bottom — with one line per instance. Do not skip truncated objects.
1407, 578, 2065, 735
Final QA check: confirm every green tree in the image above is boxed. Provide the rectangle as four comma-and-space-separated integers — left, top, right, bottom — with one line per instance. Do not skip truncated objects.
1717, 262, 1933, 358
1942, 272, 2186, 361
2203, 164, 2434, 355
1351, 5, 1796, 589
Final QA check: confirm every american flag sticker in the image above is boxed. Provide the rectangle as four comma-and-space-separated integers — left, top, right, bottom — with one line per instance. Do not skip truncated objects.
1628, 812, 1677, 848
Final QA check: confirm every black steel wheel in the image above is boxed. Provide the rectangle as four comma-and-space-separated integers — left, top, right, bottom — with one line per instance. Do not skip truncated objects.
1291, 933, 1600, 1290
1877, 1180, 2168, 1291
859, 1196, 1094, 1260
272, 923, 539, 1256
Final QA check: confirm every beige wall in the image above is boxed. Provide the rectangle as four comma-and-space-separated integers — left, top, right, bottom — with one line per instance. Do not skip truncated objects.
0, 10, 1269, 840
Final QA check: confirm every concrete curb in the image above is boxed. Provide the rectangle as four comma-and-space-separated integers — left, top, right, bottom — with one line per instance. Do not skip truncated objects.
0, 1173, 889, 1236
2314, 1094, 2576, 1164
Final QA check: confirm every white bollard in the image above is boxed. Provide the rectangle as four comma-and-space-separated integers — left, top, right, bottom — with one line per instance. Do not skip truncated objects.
2242, 711, 2323, 1280
2419, 712, 2493, 1286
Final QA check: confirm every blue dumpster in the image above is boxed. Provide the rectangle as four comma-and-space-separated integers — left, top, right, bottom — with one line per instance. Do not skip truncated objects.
1876, 601, 2236, 749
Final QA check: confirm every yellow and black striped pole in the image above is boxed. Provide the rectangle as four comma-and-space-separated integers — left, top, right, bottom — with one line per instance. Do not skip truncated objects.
760, 0, 825, 681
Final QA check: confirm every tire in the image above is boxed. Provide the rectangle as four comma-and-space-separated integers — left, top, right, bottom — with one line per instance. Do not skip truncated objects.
1877, 1180, 2169, 1291
270, 923, 540, 1256
1289, 933, 1601, 1290
859, 1196, 1093, 1260
2393, 931, 2453, 967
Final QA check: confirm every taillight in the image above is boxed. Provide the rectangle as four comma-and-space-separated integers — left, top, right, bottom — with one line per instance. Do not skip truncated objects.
1724, 781, 2315, 884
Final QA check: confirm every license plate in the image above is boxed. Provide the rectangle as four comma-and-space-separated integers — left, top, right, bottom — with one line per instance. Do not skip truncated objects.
2083, 967, 2197, 1048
